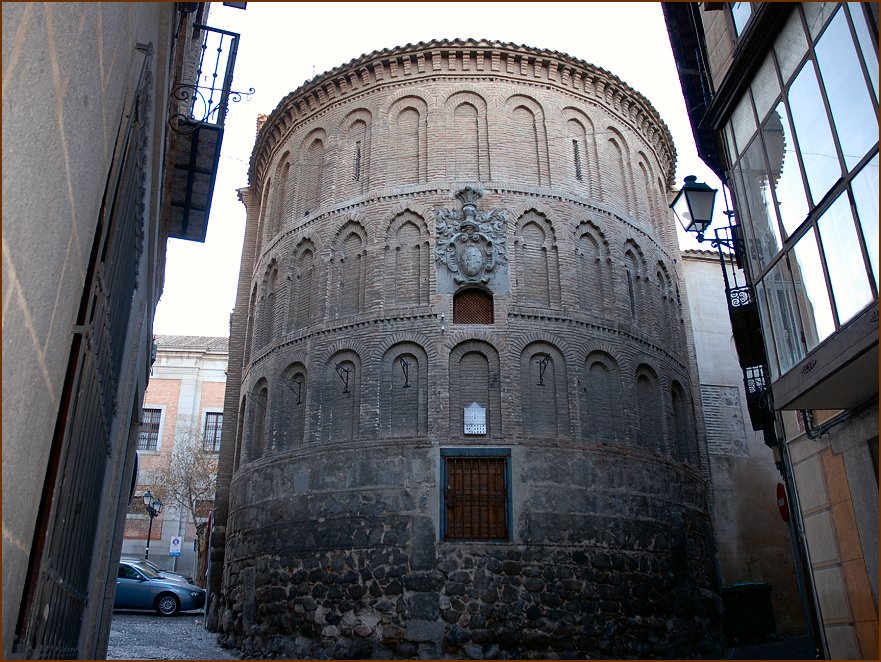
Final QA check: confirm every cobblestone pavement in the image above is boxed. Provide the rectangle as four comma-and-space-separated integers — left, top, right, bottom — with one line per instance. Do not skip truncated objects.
107, 609, 815, 661
107, 611, 239, 660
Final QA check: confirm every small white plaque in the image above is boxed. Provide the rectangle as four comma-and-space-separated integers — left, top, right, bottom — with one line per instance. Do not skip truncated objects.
464, 402, 487, 435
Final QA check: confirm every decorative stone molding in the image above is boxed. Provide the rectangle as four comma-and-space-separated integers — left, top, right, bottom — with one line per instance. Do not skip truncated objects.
434, 187, 511, 293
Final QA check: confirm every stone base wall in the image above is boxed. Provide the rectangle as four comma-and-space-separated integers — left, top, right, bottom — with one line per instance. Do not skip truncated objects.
217, 444, 723, 659
219, 543, 722, 659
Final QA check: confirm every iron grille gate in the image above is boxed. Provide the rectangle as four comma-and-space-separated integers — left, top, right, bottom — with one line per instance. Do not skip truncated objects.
14, 46, 151, 659
444, 457, 508, 540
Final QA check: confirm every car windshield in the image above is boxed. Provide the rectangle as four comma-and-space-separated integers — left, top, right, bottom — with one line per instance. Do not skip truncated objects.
132, 563, 161, 579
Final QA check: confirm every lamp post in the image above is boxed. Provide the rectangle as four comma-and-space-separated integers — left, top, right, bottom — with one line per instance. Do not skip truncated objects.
142, 490, 162, 559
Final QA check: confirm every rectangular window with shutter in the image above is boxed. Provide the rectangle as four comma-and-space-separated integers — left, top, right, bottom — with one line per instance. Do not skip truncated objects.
441, 448, 511, 541
138, 408, 162, 451
203, 411, 223, 452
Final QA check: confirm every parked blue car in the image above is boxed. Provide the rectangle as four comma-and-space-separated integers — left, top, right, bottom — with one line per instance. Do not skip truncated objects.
121, 556, 194, 584
114, 560, 205, 616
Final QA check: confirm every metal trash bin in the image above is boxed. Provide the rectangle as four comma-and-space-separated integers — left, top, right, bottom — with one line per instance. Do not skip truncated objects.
721, 582, 777, 642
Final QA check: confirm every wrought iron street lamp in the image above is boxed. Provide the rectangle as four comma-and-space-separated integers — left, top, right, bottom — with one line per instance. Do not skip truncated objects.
142, 490, 162, 559
671, 175, 742, 252
670, 174, 719, 242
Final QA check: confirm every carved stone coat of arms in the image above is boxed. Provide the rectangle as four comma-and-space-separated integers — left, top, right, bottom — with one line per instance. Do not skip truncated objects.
435, 187, 510, 294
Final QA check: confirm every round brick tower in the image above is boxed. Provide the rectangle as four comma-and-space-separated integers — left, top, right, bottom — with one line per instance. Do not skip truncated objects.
216, 39, 722, 659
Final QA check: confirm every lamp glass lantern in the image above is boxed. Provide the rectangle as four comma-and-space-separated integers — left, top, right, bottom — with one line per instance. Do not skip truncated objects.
671, 175, 718, 240
142, 490, 162, 514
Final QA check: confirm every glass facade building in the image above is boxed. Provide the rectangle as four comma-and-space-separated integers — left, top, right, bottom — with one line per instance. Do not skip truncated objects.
723, 3, 877, 382
664, 3, 877, 659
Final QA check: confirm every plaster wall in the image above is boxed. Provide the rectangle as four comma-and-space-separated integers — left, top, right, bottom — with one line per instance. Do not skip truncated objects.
1, 2, 178, 654
682, 251, 806, 635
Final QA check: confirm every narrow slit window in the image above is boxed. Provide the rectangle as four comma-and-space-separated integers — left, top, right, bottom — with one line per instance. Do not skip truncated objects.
573, 139, 583, 181
354, 141, 362, 181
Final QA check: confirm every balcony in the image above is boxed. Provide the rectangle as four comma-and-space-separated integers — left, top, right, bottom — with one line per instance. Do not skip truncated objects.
713, 224, 776, 435
165, 24, 251, 242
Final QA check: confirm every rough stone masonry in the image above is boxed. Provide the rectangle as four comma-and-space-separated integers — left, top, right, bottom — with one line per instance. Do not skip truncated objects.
210, 38, 724, 659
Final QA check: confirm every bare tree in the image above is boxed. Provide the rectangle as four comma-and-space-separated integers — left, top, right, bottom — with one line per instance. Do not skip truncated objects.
151, 426, 217, 533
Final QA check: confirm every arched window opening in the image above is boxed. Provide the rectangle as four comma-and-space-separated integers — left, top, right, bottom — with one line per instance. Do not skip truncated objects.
280, 365, 307, 450
251, 384, 268, 460
636, 369, 663, 454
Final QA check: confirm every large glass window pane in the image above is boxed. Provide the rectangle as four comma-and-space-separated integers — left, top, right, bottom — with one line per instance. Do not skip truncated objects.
730, 92, 757, 158
790, 229, 835, 351
723, 124, 738, 165
818, 192, 874, 324
760, 259, 805, 375
751, 52, 781, 122
732, 165, 760, 266
815, 7, 878, 170
731, 2, 754, 36
762, 102, 809, 236
774, 8, 809, 85
754, 280, 782, 379
848, 3, 879, 102
739, 138, 782, 270
802, 2, 838, 39
850, 154, 879, 287
788, 62, 842, 206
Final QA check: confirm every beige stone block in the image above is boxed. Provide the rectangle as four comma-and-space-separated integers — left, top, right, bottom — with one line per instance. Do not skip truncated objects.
825, 624, 861, 660
814, 565, 852, 622
821, 450, 850, 505
842, 559, 877, 623
831, 500, 863, 563
787, 432, 825, 464
804, 510, 839, 565
794, 454, 830, 513
854, 619, 879, 661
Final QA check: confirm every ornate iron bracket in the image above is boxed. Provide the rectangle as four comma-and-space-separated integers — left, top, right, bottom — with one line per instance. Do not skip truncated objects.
335, 363, 351, 393
247, 390, 267, 409
399, 358, 411, 388
536, 355, 550, 386
281, 376, 304, 404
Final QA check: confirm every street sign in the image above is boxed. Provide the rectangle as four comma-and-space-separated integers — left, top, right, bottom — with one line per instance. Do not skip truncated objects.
169, 536, 182, 557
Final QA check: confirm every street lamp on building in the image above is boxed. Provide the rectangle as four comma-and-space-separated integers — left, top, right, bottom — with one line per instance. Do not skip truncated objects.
142, 490, 162, 559
670, 175, 718, 242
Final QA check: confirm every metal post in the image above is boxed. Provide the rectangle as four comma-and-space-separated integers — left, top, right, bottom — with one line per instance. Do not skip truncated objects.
145, 511, 154, 559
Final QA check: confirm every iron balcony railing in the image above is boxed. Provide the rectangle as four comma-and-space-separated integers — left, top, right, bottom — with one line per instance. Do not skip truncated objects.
169, 24, 252, 133
165, 23, 252, 242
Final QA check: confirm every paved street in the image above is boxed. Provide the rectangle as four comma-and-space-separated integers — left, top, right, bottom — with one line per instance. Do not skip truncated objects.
107, 611, 238, 660
107, 609, 814, 661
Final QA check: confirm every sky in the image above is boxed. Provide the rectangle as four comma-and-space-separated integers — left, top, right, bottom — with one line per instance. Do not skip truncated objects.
152, 1, 726, 338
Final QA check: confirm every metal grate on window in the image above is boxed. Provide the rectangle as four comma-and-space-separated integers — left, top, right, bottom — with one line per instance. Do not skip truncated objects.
138, 408, 161, 451
453, 289, 494, 324
203, 411, 223, 452
445, 457, 508, 540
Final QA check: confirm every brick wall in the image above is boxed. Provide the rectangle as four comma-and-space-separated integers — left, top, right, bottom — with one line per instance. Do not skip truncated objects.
211, 40, 719, 658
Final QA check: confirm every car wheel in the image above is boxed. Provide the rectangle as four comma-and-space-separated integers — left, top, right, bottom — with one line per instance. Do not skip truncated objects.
155, 593, 180, 616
